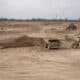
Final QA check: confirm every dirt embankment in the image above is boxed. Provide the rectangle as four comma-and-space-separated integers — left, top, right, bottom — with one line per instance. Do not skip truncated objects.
0, 35, 44, 49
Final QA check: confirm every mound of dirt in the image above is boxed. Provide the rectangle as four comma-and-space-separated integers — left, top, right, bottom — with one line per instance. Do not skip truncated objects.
15, 35, 34, 47
0, 35, 44, 49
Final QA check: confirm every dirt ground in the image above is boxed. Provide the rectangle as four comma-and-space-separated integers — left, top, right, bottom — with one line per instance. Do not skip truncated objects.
0, 47, 80, 80
0, 21, 80, 80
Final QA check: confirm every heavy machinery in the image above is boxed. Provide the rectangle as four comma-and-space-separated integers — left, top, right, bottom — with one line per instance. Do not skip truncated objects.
43, 23, 80, 49
43, 35, 80, 49
43, 38, 62, 49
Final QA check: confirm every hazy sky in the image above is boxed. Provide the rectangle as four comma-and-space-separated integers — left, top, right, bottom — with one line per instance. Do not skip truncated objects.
0, 0, 80, 19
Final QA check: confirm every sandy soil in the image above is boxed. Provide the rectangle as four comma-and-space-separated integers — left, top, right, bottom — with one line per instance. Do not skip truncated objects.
0, 21, 80, 80
0, 47, 80, 80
